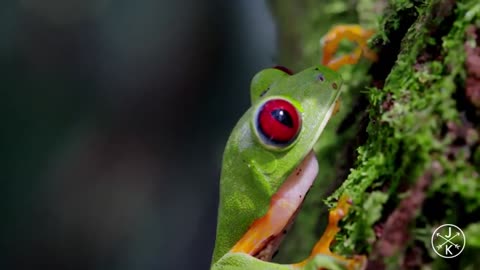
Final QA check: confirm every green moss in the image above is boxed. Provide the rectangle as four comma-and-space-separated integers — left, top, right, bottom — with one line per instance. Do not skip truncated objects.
370, 0, 419, 45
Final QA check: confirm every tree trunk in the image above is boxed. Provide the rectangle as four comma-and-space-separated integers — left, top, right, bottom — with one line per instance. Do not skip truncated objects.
268, 0, 480, 269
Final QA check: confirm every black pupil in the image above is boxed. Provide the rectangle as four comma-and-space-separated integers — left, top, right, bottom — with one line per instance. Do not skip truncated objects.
271, 109, 293, 128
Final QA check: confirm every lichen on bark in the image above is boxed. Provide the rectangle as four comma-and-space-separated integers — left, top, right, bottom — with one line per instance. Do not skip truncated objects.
268, 0, 480, 268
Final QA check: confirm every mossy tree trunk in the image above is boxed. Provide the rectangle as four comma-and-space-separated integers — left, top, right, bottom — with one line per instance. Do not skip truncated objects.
268, 0, 480, 269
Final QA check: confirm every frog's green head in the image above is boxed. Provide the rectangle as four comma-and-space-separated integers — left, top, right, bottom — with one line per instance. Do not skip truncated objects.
248, 65, 342, 153
212, 65, 343, 263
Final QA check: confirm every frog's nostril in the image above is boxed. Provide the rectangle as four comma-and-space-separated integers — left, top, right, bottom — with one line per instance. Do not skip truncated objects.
317, 73, 325, 82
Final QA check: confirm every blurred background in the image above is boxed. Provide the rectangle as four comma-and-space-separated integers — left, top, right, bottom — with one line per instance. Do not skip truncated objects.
0, 0, 277, 269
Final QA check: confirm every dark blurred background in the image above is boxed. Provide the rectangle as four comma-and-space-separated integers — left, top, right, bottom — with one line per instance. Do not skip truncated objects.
0, 0, 276, 269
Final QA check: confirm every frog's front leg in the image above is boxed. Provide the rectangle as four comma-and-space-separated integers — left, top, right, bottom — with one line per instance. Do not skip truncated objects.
293, 195, 366, 270
321, 25, 377, 71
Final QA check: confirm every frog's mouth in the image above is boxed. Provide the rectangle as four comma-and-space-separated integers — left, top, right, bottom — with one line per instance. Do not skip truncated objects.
230, 150, 319, 261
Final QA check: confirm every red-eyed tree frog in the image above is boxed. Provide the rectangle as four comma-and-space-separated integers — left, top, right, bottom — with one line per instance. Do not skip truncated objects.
211, 25, 377, 270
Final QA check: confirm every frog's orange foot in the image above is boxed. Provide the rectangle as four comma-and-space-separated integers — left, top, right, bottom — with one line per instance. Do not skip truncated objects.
294, 195, 366, 270
321, 25, 377, 71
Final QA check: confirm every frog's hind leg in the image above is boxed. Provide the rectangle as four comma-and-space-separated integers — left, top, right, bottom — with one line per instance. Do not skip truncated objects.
321, 25, 377, 71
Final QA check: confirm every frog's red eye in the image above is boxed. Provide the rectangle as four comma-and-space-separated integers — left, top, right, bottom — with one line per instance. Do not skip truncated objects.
255, 98, 301, 148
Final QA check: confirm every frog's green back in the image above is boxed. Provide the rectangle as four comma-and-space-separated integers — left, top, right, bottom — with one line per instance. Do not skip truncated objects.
212, 66, 343, 264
